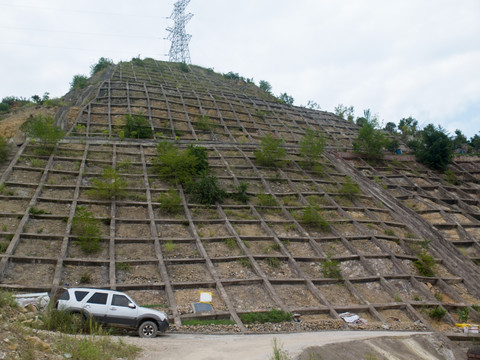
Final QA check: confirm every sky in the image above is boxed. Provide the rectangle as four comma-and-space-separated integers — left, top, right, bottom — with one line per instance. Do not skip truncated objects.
0, 0, 479, 138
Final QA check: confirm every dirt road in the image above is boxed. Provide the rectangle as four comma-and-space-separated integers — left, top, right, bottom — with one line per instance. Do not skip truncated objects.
121, 331, 427, 360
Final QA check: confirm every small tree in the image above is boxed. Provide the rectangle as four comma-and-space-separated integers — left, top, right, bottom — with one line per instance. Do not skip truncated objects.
70, 74, 88, 90
452, 129, 467, 151
470, 134, 480, 152
153, 142, 208, 185
259, 80, 272, 95
415, 124, 453, 172
90, 57, 113, 75
158, 189, 183, 214
299, 129, 326, 168
398, 117, 418, 138
23, 115, 65, 153
334, 104, 355, 122
123, 114, 153, 139
254, 134, 287, 167
384, 122, 397, 134
339, 176, 361, 200
87, 167, 127, 199
353, 120, 388, 159
72, 206, 102, 253
187, 173, 226, 205
278, 93, 294, 105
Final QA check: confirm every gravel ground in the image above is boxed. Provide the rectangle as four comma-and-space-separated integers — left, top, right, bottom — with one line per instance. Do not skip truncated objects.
120, 331, 427, 360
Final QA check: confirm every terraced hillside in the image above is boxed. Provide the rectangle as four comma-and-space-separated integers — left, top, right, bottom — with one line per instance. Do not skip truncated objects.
0, 59, 479, 334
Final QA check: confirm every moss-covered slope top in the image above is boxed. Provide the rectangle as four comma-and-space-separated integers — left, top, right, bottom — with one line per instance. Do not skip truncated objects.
64, 59, 358, 149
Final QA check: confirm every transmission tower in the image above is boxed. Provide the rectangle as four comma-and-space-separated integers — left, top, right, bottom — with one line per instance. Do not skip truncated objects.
166, 0, 193, 64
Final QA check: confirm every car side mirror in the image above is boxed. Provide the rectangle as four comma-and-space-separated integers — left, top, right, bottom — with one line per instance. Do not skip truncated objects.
128, 303, 136, 309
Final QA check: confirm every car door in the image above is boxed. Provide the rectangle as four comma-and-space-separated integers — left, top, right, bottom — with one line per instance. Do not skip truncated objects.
106, 294, 138, 328
83, 291, 110, 323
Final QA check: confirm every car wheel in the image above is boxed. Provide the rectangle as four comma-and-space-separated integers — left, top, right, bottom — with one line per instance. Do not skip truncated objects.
138, 321, 158, 338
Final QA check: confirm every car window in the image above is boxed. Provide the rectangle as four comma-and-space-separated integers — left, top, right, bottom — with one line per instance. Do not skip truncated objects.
75, 291, 89, 301
112, 295, 131, 307
86, 292, 108, 305
59, 290, 70, 300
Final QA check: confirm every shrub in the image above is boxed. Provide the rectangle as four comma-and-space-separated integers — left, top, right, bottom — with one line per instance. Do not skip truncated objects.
259, 80, 272, 94
254, 134, 287, 167
153, 142, 208, 185
299, 129, 325, 168
444, 169, 460, 185
0, 103, 9, 113
266, 257, 280, 268
457, 307, 469, 322
80, 271, 93, 284
87, 167, 127, 199
230, 182, 249, 203
321, 254, 342, 279
413, 252, 436, 277
0, 136, 9, 163
415, 124, 453, 172
240, 309, 292, 324
187, 173, 226, 205
339, 176, 361, 200
256, 193, 278, 206
22, 115, 65, 153
194, 115, 214, 131
301, 206, 329, 230
186, 145, 209, 174
164, 240, 175, 253
72, 206, 102, 253
158, 189, 183, 214
70, 74, 89, 90
353, 120, 388, 159
0, 290, 16, 308
224, 238, 237, 250
428, 306, 446, 320
182, 319, 235, 326
278, 93, 294, 105
179, 62, 190, 72
90, 57, 113, 75
123, 114, 153, 139
237, 258, 252, 268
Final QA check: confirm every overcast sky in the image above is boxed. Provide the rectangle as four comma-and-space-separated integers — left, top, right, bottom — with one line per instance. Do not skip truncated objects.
1, 0, 479, 137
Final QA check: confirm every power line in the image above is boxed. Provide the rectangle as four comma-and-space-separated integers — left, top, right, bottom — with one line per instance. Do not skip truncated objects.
0, 2, 161, 19
0, 25, 160, 40
0, 41, 162, 56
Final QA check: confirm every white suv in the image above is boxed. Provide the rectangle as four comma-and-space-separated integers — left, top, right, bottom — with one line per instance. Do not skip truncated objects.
56, 288, 169, 338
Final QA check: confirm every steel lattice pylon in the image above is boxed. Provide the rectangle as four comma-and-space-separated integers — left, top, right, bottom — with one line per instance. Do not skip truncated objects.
166, 0, 193, 64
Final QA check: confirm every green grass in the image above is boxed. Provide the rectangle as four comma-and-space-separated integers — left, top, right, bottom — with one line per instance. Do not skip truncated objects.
182, 319, 235, 326
164, 240, 176, 252
256, 193, 278, 207
224, 238, 237, 250
266, 257, 281, 268
116, 262, 131, 271
55, 335, 139, 360
29, 207, 51, 215
240, 309, 292, 324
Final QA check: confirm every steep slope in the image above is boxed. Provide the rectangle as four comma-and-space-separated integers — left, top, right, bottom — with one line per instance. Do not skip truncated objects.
0, 59, 479, 334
